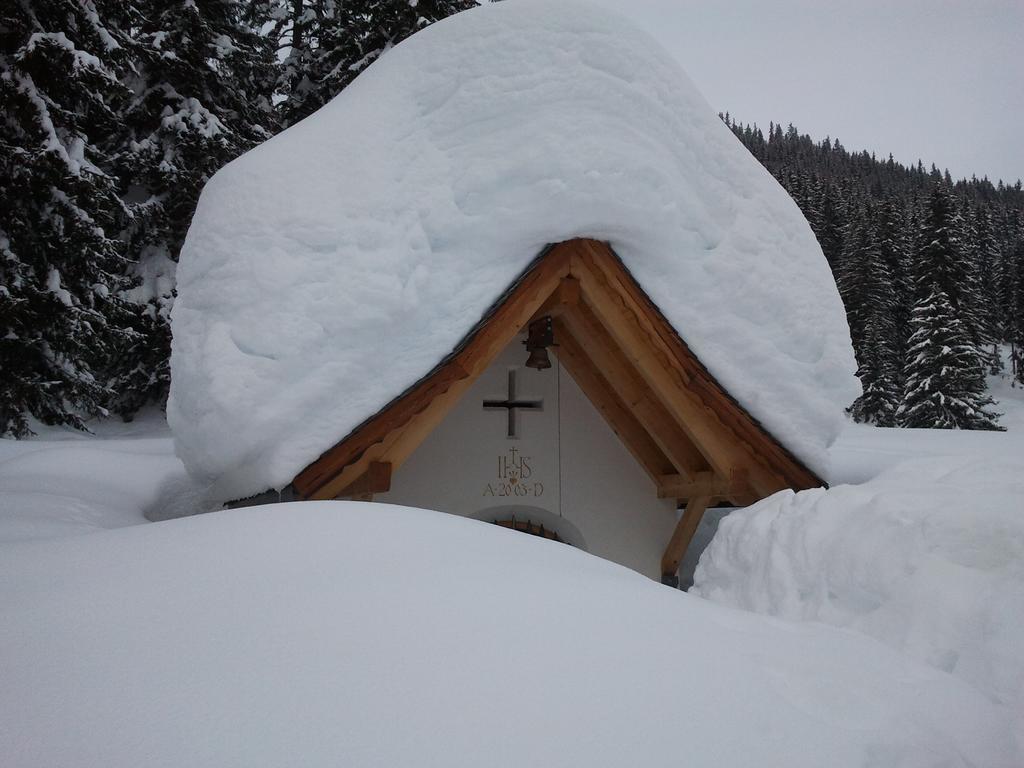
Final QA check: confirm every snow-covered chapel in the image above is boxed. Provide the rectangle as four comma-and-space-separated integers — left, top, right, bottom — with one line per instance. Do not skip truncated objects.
168, 1, 859, 583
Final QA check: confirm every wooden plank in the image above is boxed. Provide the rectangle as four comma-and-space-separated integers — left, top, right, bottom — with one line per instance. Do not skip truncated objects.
551, 320, 675, 483
336, 461, 392, 500
557, 300, 709, 478
570, 239, 821, 492
294, 237, 822, 504
294, 248, 572, 500
657, 469, 757, 505
555, 275, 581, 306
660, 494, 711, 585
293, 361, 469, 498
565, 241, 790, 495
529, 276, 582, 323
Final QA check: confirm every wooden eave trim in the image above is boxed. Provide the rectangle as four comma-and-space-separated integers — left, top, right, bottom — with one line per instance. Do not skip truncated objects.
570, 239, 823, 492
292, 247, 572, 499
292, 237, 823, 501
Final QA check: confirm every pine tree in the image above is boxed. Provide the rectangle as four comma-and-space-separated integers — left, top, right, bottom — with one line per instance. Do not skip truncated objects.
896, 285, 1003, 430
837, 206, 900, 424
968, 204, 1004, 371
1008, 237, 1024, 385
814, 182, 845, 268
850, 315, 901, 426
875, 196, 912, 364
263, 0, 322, 127
112, 0, 280, 414
0, 0, 137, 436
913, 186, 983, 343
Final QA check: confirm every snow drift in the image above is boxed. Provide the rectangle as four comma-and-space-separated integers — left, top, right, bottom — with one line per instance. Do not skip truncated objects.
1, 501, 1016, 767
168, 0, 858, 501
0, 415, 186, 542
694, 455, 1024, 737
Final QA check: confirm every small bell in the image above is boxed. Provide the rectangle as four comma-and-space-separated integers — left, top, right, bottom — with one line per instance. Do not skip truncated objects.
524, 316, 555, 370
525, 346, 552, 370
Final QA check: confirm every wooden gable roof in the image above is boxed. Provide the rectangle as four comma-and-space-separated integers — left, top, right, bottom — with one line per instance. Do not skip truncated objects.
292, 239, 823, 507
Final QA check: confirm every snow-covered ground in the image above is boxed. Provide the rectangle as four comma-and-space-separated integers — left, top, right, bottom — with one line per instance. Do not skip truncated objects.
695, 457, 1024, 724
1, 500, 1017, 767
692, 365, 1024, 758
0, 410, 184, 543
2, 370, 1023, 766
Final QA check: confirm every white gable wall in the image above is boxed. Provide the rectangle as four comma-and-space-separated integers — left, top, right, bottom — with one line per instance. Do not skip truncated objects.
377, 337, 679, 580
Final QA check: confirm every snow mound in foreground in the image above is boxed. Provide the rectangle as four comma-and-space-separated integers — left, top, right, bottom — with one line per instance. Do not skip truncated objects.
169, 0, 857, 501
694, 455, 1024, 727
0, 502, 1016, 767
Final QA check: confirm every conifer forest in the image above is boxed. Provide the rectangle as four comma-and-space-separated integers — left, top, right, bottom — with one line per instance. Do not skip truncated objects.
2, 1, 1022, 437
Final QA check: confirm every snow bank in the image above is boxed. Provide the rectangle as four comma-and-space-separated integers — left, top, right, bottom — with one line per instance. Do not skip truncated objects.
1, 501, 1016, 767
0, 414, 187, 542
694, 455, 1024, 732
169, 0, 858, 501
828, 349, 1024, 484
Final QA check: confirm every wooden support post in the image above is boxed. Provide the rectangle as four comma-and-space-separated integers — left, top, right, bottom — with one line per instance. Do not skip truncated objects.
660, 494, 711, 587
338, 461, 392, 501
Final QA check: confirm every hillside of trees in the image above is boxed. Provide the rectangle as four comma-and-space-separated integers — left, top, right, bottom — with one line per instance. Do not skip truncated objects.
2, 1, 1022, 437
723, 116, 1024, 429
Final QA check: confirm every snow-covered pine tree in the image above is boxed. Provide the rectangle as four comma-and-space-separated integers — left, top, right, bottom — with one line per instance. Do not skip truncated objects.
278, 0, 478, 127
0, 0, 137, 436
851, 314, 901, 426
814, 181, 846, 268
968, 204, 1004, 372
896, 285, 1003, 430
914, 186, 984, 345
836, 205, 900, 424
1008, 237, 1024, 385
875, 196, 912, 364
265, 0, 326, 128
112, 0, 279, 414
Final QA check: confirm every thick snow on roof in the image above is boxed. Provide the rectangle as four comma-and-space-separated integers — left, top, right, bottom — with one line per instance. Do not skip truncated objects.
1, 501, 1015, 766
168, 0, 858, 499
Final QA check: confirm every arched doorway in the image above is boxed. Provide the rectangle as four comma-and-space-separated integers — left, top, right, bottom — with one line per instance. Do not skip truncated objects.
472, 505, 587, 550
493, 517, 564, 542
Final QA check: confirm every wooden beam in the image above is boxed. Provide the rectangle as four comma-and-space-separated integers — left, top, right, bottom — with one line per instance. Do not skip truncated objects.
293, 238, 822, 505
530, 275, 581, 323
660, 494, 711, 586
555, 275, 581, 306
337, 461, 392, 501
294, 248, 573, 500
551, 320, 675, 483
557, 301, 709, 479
575, 239, 821, 492
656, 469, 757, 505
293, 361, 469, 498
567, 240, 791, 495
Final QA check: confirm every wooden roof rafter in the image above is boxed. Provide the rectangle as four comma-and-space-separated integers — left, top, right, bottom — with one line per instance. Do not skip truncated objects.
291, 239, 823, 504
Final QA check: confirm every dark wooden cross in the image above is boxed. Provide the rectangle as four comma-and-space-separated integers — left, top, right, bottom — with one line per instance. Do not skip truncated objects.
483, 369, 543, 438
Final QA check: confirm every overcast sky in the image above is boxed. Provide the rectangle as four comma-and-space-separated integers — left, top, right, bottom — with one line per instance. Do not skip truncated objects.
581, 0, 1023, 184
